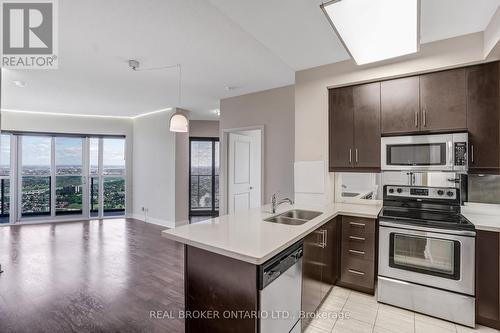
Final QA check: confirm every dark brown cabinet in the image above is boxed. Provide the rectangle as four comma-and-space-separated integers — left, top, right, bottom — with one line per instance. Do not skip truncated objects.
302, 218, 339, 329
381, 76, 420, 134
476, 230, 500, 330
466, 62, 500, 173
338, 216, 377, 294
329, 83, 381, 172
420, 68, 467, 132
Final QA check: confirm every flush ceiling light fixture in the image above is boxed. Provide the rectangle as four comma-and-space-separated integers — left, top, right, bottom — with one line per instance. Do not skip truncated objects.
129, 60, 189, 132
321, 0, 420, 65
13, 80, 27, 88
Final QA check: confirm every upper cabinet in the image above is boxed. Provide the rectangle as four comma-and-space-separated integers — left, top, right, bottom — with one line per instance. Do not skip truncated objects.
329, 61, 500, 174
329, 83, 381, 172
381, 77, 420, 134
420, 68, 467, 132
380, 69, 467, 135
466, 62, 500, 173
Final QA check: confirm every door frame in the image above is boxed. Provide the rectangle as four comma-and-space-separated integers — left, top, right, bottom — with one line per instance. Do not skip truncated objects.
220, 125, 265, 215
188, 137, 220, 217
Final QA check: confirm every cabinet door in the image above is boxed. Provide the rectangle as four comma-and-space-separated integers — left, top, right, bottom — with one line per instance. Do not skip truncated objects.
467, 62, 500, 173
320, 219, 339, 300
476, 230, 500, 330
302, 228, 323, 328
353, 82, 381, 169
381, 76, 420, 134
329, 87, 354, 171
420, 68, 467, 131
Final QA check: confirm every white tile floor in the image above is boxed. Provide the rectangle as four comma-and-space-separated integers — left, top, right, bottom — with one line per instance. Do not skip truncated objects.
304, 286, 500, 333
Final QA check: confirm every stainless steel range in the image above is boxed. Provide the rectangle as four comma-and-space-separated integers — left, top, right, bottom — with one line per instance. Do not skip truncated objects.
377, 183, 476, 327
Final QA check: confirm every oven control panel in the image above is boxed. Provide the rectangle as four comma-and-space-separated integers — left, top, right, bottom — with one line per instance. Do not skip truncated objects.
386, 186, 456, 200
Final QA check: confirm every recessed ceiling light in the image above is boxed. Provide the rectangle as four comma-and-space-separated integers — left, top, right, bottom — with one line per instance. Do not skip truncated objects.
225, 86, 237, 91
13, 80, 27, 88
321, 0, 419, 65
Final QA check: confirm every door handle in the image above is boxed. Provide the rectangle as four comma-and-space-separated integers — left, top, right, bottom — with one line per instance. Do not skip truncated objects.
349, 249, 366, 255
355, 149, 358, 164
423, 108, 427, 127
471, 144, 474, 164
249, 186, 254, 190
349, 236, 365, 241
415, 110, 419, 128
349, 149, 352, 164
349, 222, 365, 227
348, 269, 365, 276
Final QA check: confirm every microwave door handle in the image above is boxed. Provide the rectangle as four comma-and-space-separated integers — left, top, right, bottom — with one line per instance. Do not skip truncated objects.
448, 141, 454, 167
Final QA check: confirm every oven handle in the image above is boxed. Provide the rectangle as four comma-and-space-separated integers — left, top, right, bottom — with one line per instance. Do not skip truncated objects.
379, 220, 476, 237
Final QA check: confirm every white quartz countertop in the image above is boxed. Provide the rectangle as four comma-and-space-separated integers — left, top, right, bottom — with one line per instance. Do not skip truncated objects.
462, 203, 500, 232
162, 202, 382, 265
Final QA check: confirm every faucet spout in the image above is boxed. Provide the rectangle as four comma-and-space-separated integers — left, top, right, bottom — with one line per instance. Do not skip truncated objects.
271, 193, 294, 213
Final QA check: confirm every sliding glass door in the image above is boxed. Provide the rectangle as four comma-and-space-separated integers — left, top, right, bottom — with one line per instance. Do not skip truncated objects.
189, 138, 219, 216
3, 133, 126, 223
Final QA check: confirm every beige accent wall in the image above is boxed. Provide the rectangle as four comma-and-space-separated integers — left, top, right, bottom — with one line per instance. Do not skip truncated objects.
190, 120, 219, 138
295, 32, 499, 203
220, 85, 294, 209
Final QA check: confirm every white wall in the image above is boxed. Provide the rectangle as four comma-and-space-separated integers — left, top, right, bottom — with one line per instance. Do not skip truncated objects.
1, 111, 134, 215
132, 110, 177, 227
295, 32, 499, 204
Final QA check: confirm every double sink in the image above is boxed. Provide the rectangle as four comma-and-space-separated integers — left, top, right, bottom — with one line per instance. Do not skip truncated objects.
264, 209, 322, 226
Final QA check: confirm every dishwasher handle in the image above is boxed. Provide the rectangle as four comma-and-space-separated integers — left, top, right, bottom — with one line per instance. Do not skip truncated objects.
259, 241, 303, 290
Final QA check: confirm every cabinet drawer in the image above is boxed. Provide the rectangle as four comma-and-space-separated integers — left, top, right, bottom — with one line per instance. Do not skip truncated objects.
340, 256, 374, 290
342, 216, 375, 237
342, 243, 374, 262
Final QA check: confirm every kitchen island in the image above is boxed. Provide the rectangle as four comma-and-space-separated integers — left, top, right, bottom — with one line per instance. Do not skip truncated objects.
162, 202, 381, 333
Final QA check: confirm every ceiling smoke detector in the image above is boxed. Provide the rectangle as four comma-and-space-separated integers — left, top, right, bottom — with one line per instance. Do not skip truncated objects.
128, 59, 140, 71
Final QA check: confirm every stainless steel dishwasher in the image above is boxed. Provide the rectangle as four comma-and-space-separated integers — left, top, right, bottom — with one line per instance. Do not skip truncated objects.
259, 241, 303, 333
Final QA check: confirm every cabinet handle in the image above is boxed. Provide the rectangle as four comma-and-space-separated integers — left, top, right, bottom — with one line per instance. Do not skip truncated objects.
349, 222, 365, 227
349, 149, 352, 164
355, 149, 359, 163
323, 229, 328, 248
349, 236, 365, 241
348, 269, 365, 276
414, 110, 418, 128
423, 108, 427, 127
349, 249, 366, 255
471, 144, 474, 164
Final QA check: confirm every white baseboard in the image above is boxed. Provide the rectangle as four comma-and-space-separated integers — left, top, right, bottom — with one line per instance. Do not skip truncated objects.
129, 213, 175, 228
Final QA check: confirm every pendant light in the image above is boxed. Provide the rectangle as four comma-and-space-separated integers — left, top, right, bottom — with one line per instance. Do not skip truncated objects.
129, 60, 189, 132
169, 64, 189, 132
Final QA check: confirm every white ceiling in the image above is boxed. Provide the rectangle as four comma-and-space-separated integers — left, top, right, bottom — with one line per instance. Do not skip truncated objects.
2, 0, 499, 119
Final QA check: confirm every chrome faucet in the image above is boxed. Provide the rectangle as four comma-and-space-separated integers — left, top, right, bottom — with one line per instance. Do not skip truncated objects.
271, 193, 294, 214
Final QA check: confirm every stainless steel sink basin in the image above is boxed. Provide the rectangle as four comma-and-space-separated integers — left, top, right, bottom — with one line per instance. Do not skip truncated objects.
263, 209, 322, 226
342, 192, 360, 197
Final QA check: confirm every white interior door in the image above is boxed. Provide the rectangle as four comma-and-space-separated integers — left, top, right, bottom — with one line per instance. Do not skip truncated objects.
228, 131, 261, 214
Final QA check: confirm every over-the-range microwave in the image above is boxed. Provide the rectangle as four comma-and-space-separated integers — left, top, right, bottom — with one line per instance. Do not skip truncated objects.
381, 133, 468, 172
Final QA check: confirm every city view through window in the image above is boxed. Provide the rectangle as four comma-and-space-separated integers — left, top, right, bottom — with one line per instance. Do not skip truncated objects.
190, 139, 219, 215
0, 134, 126, 223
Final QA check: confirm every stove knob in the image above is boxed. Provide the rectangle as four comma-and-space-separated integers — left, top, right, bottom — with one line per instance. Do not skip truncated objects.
446, 191, 454, 197
388, 188, 394, 194
437, 190, 444, 196
396, 188, 402, 194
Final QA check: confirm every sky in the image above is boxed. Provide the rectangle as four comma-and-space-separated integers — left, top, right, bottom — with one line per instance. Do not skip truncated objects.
7, 136, 127, 167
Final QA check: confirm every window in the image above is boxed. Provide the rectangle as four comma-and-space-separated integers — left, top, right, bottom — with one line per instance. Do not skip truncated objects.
102, 138, 125, 216
1, 133, 127, 223
0, 134, 11, 223
21, 136, 51, 217
55, 137, 84, 215
189, 138, 219, 216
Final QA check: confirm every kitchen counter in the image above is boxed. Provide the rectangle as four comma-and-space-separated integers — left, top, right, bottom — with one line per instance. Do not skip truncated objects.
162, 202, 381, 264
462, 202, 500, 232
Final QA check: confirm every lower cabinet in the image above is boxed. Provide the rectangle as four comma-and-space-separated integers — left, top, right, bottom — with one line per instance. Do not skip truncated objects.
476, 230, 500, 330
338, 216, 377, 294
302, 218, 339, 329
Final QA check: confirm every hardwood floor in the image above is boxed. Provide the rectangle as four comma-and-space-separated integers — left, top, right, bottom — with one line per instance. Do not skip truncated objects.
0, 218, 184, 333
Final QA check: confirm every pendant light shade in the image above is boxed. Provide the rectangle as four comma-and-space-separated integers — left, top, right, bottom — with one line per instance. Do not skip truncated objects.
169, 112, 189, 132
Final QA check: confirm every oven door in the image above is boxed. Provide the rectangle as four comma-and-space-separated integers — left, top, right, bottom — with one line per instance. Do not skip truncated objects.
381, 134, 454, 171
378, 221, 475, 295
